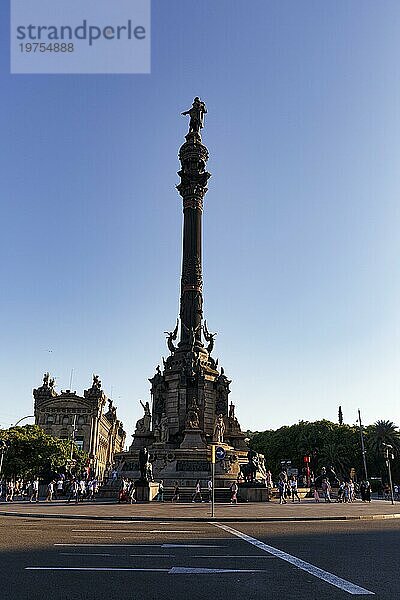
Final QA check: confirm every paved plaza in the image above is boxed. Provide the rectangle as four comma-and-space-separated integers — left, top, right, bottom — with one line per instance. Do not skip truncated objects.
1, 497, 399, 522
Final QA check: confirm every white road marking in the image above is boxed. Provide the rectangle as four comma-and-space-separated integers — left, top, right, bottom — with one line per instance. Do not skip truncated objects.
60, 553, 175, 557
55, 543, 226, 548
71, 536, 113, 539
161, 544, 225, 548
70, 529, 196, 534
169, 567, 262, 574
194, 555, 276, 559
60, 553, 114, 557
25, 567, 262, 574
212, 523, 374, 596
26, 567, 169, 572
59, 552, 273, 558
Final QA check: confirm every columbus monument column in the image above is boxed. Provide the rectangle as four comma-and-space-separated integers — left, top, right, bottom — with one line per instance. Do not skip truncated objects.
117, 99, 248, 488
177, 97, 210, 352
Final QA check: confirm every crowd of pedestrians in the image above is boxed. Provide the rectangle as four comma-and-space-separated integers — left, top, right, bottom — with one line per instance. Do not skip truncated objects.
1, 469, 397, 505
117, 477, 137, 504
0, 473, 99, 503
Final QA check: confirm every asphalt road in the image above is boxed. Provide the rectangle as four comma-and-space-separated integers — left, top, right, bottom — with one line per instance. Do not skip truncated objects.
0, 516, 397, 599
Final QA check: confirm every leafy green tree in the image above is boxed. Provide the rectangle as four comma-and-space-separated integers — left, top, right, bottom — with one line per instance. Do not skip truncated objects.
0, 425, 87, 480
251, 420, 362, 480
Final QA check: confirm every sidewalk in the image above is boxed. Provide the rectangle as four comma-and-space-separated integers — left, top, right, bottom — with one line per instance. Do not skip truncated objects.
1, 498, 399, 522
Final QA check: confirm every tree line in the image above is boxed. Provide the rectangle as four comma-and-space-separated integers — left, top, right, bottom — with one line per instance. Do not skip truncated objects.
250, 419, 400, 484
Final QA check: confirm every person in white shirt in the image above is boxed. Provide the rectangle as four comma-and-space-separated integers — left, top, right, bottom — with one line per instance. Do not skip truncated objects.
56, 478, 63, 498
192, 479, 203, 502
79, 479, 86, 501
46, 480, 54, 502
207, 479, 212, 503
290, 476, 301, 502
30, 478, 39, 503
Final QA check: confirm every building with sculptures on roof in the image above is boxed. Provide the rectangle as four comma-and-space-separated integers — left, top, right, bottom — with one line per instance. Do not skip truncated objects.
33, 373, 126, 480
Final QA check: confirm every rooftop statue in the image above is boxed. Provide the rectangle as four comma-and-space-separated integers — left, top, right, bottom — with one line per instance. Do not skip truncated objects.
181, 97, 207, 134
92, 374, 101, 390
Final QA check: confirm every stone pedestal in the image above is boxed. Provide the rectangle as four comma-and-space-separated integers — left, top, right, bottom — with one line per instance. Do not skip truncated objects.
130, 432, 154, 450
180, 429, 207, 449
238, 484, 270, 502
135, 481, 159, 502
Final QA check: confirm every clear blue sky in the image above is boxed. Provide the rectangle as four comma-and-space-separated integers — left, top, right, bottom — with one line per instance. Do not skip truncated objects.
1, 1, 400, 436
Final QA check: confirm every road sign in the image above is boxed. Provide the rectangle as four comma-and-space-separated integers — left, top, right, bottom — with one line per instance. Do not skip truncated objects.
216, 446, 226, 460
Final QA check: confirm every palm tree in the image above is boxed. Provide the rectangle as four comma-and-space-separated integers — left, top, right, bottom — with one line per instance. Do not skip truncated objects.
367, 420, 400, 456
319, 441, 350, 478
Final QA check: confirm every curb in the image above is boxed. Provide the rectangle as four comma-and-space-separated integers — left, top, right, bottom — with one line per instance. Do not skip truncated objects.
1, 510, 400, 523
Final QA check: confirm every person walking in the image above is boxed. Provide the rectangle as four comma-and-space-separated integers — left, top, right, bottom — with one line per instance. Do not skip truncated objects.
192, 479, 203, 503
45, 480, 55, 502
128, 481, 136, 504
86, 479, 94, 501
171, 482, 180, 502
230, 481, 238, 504
290, 476, 301, 502
79, 478, 86, 502
207, 478, 213, 503
56, 478, 64, 499
92, 478, 98, 499
349, 480, 355, 502
365, 479, 371, 502
118, 478, 128, 503
321, 478, 332, 503
359, 481, 366, 502
30, 477, 39, 503
313, 486, 320, 502
67, 478, 79, 503
157, 480, 164, 502
6, 480, 14, 502
337, 481, 345, 503
278, 479, 287, 504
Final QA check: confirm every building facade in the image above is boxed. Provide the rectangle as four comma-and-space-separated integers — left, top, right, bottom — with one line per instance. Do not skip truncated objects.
33, 373, 126, 480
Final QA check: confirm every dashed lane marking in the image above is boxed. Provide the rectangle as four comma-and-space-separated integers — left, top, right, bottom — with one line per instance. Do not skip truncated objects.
55, 543, 226, 548
25, 567, 263, 574
70, 529, 197, 534
59, 552, 276, 558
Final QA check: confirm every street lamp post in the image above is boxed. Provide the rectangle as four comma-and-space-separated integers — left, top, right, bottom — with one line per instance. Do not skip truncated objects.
11, 415, 34, 427
382, 443, 395, 505
358, 409, 368, 481
70, 414, 77, 460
